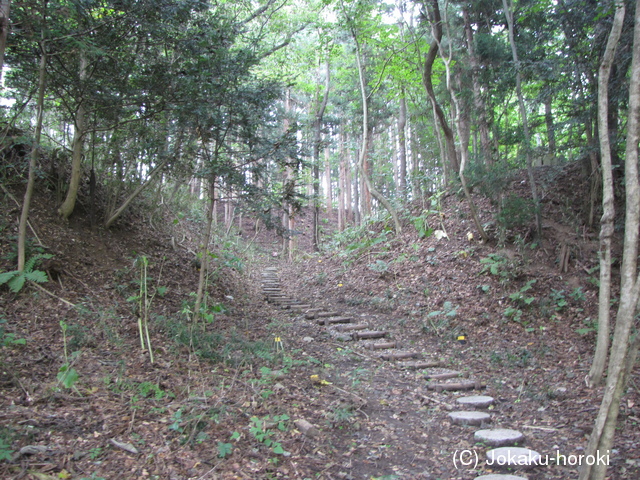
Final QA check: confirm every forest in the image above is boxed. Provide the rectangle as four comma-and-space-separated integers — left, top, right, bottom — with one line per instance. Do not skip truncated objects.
0, 0, 639, 479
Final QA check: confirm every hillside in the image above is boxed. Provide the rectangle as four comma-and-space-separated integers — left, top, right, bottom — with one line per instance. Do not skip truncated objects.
1, 162, 639, 480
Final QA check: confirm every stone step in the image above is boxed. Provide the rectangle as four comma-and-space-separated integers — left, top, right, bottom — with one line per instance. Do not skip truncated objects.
475, 429, 525, 447
485, 447, 541, 467
352, 330, 388, 340
426, 379, 486, 392
448, 411, 491, 426
318, 316, 352, 326
456, 395, 494, 409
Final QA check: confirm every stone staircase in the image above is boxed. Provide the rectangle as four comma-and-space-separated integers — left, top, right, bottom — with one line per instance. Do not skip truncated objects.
261, 266, 543, 479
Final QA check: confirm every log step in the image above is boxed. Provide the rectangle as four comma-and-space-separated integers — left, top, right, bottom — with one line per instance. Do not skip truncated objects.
318, 316, 352, 325
425, 380, 486, 392
379, 351, 420, 360
397, 360, 440, 369
288, 304, 312, 310
363, 341, 397, 350
424, 371, 466, 381
306, 311, 340, 319
333, 324, 369, 332
351, 330, 388, 340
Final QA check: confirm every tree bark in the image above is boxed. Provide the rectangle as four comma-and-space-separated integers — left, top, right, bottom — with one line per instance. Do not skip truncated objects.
59, 50, 88, 219
398, 91, 407, 197
436, 10, 488, 243
324, 145, 332, 213
194, 176, 216, 322
588, 0, 625, 388
580, 3, 640, 480
18, 42, 46, 271
463, 7, 492, 165
544, 95, 556, 157
422, 0, 458, 177
104, 157, 169, 228
502, 0, 543, 238
0, 0, 10, 82
312, 60, 330, 251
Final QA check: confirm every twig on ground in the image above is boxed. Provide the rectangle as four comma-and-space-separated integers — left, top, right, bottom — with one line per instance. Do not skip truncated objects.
29, 281, 75, 307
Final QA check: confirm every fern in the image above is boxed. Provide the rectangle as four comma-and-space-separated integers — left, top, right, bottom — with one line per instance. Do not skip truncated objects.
0, 254, 52, 293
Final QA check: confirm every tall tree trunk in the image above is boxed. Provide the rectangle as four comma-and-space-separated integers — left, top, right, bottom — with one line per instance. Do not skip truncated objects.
104, 157, 170, 228
324, 145, 332, 213
398, 90, 407, 197
587, 0, 625, 388
352, 152, 359, 225
422, 0, 458, 177
345, 144, 353, 224
463, 7, 492, 165
544, 95, 556, 156
410, 122, 422, 198
580, 3, 640, 480
437, 10, 488, 243
59, 50, 88, 219
194, 176, 216, 322
18, 42, 46, 271
312, 60, 330, 251
502, 0, 543, 238
338, 135, 345, 231
352, 42, 401, 234
282, 90, 295, 258
0, 0, 10, 82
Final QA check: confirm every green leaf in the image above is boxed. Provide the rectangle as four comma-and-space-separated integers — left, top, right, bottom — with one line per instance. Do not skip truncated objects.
57, 365, 79, 389
8, 275, 26, 293
25, 270, 48, 283
217, 441, 233, 458
272, 444, 285, 455
576, 328, 594, 335
0, 271, 18, 285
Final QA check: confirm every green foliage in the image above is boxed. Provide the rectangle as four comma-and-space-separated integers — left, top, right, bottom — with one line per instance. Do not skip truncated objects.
549, 289, 567, 311
480, 253, 509, 277
410, 210, 434, 239
0, 316, 26, 348
509, 279, 537, 306
497, 195, 537, 230
570, 287, 586, 302
479, 253, 522, 284
88, 447, 103, 460
367, 259, 388, 273
136, 381, 169, 401
0, 253, 52, 293
57, 321, 80, 390
423, 301, 458, 336
217, 431, 240, 458
0, 437, 13, 462
504, 280, 537, 325
576, 317, 597, 336
327, 220, 393, 261
249, 415, 290, 455
217, 441, 233, 458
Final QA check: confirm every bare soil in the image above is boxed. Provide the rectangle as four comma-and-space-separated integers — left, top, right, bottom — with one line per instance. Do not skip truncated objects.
1, 162, 639, 480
